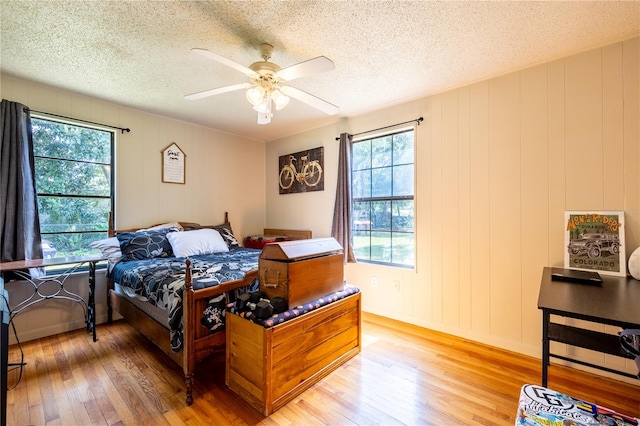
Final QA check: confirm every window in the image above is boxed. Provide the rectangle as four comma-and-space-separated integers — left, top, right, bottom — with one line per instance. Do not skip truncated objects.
32, 117, 114, 259
351, 129, 414, 267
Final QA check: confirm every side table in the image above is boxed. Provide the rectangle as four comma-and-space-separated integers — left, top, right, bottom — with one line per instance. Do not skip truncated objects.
537, 266, 640, 386
0, 255, 105, 342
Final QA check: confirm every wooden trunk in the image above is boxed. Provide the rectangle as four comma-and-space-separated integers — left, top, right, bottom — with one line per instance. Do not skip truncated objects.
225, 292, 361, 416
259, 238, 344, 308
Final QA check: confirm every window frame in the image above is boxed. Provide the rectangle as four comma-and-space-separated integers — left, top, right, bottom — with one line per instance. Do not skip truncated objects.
31, 115, 115, 269
350, 127, 415, 268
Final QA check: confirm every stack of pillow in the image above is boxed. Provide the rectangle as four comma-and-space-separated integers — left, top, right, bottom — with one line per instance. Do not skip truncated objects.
89, 221, 241, 271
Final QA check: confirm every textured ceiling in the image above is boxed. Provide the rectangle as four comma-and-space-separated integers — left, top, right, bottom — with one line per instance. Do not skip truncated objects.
1, 1, 639, 143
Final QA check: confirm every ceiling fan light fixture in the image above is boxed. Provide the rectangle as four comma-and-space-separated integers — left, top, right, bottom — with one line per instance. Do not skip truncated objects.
252, 98, 271, 114
257, 110, 271, 125
246, 86, 265, 106
187, 43, 338, 125
271, 89, 290, 110
254, 97, 273, 125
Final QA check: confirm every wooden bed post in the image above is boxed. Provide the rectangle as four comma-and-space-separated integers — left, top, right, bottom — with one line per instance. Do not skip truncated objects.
107, 211, 115, 321
183, 259, 195, 405
107, 211, 115, 237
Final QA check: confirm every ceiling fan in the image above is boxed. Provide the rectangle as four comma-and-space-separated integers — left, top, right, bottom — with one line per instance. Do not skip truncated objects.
185, 43, 339, 124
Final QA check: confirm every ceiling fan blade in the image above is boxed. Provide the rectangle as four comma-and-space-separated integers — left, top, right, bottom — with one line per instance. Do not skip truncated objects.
191, 48, 259, 78
280, 86, 339, 115
276, 56, 335, 81
184, 83, 251, 100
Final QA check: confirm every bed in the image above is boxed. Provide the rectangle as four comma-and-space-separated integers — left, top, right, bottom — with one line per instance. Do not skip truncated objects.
99, 213, 311, 405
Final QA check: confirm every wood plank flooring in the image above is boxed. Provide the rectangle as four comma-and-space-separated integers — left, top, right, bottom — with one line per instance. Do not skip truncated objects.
7, 313, 640, 425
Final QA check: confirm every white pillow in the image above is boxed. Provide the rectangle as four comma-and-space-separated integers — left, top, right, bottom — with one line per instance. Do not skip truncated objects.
167, 228, 229, 257
89, 237, 123, 267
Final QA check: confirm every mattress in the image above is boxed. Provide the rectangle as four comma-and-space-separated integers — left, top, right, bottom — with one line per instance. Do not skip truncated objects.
113, 283, 168, 329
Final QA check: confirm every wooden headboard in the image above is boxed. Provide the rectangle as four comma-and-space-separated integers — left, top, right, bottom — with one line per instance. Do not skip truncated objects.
108, 212, 231, 237
107, 212, 311, 241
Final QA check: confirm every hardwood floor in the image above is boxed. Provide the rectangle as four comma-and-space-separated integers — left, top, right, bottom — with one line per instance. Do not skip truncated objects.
6, 313, 640, 425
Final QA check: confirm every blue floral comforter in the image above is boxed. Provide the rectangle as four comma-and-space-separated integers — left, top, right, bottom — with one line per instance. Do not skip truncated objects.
108, 248, 260, 352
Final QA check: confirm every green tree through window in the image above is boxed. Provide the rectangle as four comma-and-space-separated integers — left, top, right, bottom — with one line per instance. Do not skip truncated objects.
32, 117, 114, 259
351, 129, 415, 267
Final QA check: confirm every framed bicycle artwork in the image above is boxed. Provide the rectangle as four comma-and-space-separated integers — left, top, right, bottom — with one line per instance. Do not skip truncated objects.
564, 210, 626, 276
278, 146, 324, 194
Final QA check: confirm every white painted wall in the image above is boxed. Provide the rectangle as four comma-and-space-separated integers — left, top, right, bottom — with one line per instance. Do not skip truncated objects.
265, 38, 640, 380
1, 75, 267, 342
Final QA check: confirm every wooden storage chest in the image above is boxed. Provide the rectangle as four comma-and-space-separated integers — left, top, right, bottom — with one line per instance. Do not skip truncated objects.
225, 292, 361, 416
259, 237, 344, 308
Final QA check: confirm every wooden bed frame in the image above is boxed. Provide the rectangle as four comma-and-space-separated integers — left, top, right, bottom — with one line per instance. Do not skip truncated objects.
106, 213, 311, 405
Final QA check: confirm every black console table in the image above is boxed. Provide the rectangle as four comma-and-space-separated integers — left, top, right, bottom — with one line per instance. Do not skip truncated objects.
538, 267, 640, 386
0, 255, 104, 342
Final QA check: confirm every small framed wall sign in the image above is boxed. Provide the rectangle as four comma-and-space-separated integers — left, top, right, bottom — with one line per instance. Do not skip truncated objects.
564, 210, 625, 276
162, 142, 186, 184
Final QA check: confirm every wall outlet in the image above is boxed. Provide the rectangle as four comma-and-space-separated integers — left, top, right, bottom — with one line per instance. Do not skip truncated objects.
371, 277, 378, 288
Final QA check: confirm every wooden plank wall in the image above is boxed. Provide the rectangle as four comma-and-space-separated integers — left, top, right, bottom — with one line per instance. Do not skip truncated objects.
267, 37, 640, 382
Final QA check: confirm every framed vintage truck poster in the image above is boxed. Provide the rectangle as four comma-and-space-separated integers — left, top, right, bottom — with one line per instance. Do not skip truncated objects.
564, 211, 625, 276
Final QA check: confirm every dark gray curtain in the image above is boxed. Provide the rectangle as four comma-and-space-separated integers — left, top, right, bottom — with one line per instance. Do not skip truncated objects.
331, 132, 356, 264
0, 99, 43, 264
